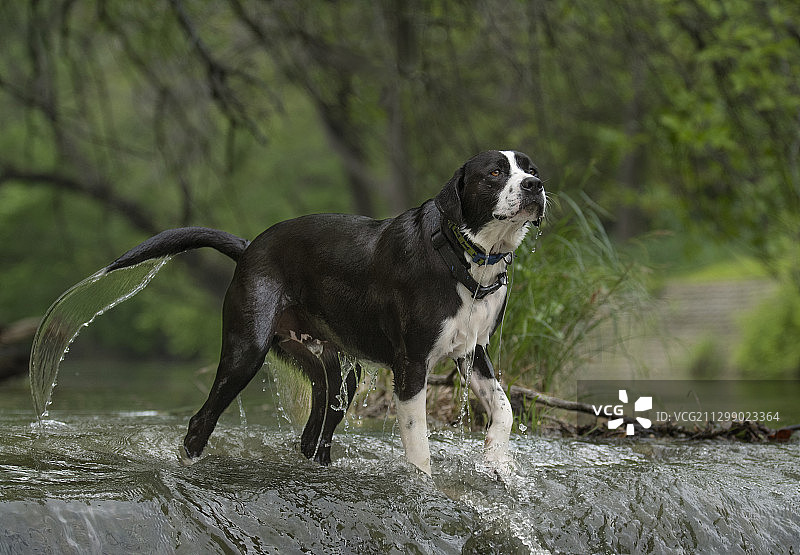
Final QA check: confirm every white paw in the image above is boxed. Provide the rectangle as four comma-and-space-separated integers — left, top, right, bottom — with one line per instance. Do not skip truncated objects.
177, 445, 199, 466
480, 450, 514, 478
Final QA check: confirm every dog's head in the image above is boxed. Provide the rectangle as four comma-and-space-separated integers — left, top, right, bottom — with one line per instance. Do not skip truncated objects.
435, 150, 546, 251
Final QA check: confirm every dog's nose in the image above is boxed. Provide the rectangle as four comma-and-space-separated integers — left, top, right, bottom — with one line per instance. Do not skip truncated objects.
521, 177, 543, 192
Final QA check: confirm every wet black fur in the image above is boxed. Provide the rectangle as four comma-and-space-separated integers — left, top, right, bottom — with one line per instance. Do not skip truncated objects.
104, 150, 543, 465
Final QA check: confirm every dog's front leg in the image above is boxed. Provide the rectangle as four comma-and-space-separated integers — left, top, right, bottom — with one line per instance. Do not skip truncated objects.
394, 362, 432, 476
466, 347, 513, 465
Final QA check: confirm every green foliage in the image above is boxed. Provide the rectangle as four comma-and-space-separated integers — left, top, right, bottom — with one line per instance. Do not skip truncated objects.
644, 0, 800, 271
490, 187, 650, 392
83, 267, 225, 360
1, 0, 799, 365
735, 284, 800, 379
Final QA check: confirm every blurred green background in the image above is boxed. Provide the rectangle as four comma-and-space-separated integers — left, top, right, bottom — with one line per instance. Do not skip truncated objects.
2, 0, 799, 391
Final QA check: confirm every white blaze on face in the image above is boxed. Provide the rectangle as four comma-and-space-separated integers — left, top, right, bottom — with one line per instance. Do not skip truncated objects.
494, 150, 536, 220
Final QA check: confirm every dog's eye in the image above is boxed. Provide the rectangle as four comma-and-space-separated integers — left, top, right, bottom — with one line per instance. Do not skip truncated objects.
529, 168, 539, 177
490, 170, 501, 177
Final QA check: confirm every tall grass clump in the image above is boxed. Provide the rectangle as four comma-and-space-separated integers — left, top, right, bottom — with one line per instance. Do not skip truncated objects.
490, 192, 650, 393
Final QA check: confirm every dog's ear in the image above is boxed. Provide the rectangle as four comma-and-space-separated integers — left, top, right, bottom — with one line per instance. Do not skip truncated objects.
434, 165, 465, 224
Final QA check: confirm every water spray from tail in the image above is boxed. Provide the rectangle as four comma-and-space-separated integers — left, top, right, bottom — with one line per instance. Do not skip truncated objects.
29, 227, 250, 419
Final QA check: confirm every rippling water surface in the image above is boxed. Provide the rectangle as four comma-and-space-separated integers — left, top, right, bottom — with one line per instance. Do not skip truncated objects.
2, 362, 799, 554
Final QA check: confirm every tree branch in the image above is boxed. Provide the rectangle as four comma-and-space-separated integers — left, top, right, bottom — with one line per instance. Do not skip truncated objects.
426, 373, 598, 415
0, 166, 160, 235
168, 0, 267, 141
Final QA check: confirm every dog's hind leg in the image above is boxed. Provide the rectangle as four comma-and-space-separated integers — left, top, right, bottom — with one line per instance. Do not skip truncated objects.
274, 340, 327, 461
276, 341, 361, 465
181, 277, 282, 463
315, 352, 361, 466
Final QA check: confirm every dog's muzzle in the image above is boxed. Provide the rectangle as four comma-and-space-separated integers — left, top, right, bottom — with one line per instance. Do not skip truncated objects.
494, 180, 546, 226
529, 197, 546, 227
523, 177, 546, 226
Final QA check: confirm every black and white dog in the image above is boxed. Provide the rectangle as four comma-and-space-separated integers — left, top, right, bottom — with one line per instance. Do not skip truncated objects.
101, 150, 545, 475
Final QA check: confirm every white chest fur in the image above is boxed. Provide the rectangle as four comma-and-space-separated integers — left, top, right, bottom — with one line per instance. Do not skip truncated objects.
427, 283, 506, 368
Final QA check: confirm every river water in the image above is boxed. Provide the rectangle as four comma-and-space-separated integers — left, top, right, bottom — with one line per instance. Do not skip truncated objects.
1, 360, 799, 554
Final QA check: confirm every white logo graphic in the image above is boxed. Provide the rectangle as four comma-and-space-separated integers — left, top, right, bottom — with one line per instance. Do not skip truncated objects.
606, 389, 652, 436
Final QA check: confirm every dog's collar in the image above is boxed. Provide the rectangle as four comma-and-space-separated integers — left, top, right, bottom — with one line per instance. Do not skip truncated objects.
431, 219, 510, 300
444, 220, 510, 266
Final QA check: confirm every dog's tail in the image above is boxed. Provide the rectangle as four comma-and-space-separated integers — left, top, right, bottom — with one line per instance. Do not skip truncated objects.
29, 227, 250, 418
105, 227, 250, 272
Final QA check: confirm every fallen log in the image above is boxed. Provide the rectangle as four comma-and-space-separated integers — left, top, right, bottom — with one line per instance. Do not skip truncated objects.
426, 372, 598, 415
425, 372, 799, 443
